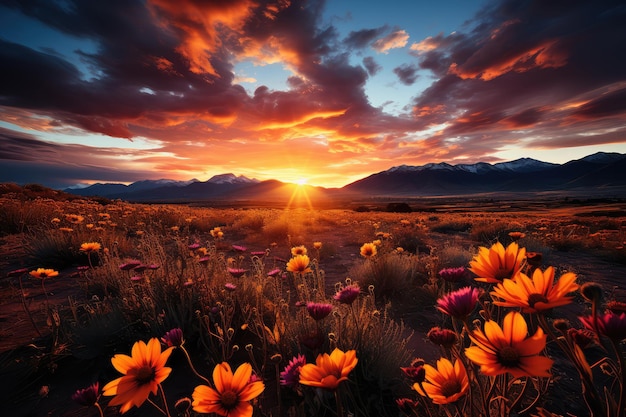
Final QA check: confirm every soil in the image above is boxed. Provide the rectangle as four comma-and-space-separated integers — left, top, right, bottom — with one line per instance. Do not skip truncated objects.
2, 206, 626, 417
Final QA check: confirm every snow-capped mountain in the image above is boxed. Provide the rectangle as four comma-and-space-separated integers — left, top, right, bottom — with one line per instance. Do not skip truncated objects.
206, 173, 259, 185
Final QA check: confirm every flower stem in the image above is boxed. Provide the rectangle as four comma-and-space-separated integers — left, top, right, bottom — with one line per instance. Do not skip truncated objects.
94, 402, 104, 417
334, 388, 344, 417
180, 346, 212, 386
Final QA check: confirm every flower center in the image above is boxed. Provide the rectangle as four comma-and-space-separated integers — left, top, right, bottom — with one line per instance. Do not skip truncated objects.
135, 365, 156, 385
221, 390, 239, 409
495, 268, 513, 280
497, 346, 520, 368
527, 293, 549, 309
440, 379, 462, 398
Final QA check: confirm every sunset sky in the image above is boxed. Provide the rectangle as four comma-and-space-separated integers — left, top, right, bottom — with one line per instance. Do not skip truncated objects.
1, 0, 625, 189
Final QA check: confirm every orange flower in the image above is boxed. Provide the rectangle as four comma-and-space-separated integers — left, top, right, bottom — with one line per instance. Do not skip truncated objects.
299, 348, 358, 390
465, 311, 553, 378
469, 242, 526, 283
192, 362, 264, 417
313, 241, 322, 250
29, 268, 59, 279
490, 266, 579, 313
412, 358, 469, 404
360, 242, 377, 258
102, 338, 173, 413
291, 245, 308, 256
286, 254, 311, 274
80, 242, 102, 252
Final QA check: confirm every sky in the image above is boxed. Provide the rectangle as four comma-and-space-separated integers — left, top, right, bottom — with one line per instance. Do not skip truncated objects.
1, 0, 625, 189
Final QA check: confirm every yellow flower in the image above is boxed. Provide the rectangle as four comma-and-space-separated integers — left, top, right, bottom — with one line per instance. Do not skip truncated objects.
469, 242, 526, 283
80, 242, 102, 253
286, 255, 311, 274
65, 214, 84, 224
313, 241, 322, 250
413, 358, 469, 404
299, 348, 358, 390
490, 266, 578, 313
192, 362, 264, 417
465, 311, 553, 378
29, 268, 59, 279
291, 245, 308, 256
360, 242, 377, 258
102, 338, 173, 413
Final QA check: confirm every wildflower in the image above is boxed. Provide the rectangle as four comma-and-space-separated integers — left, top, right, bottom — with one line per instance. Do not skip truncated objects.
161, 328, 184, 348
567, 328, 596, 349
227, 268, 246, 278
313, 241, 322, 250
267, 268, 281, 277
232, 244, 247, 252
580, 311, 626, 341
396, 398, 418, 414
490, 266, 579, 313
299, 348, 358, 390
607, 300, 626, 314
80, 242, 102, 253
192, 362, 265, 416
333, 284, 361, 304
250, 251, 266, 257
580, 282, 603, 304
65, 214, 84, 224
280, 354, 307, 388
198, 256, 210, 264
438, 266, 467, 283
469, 242, 526, 283
188, 243, 201, 250
360, 242, 377, 258
427, 327, 457, 348
29, 268, 59, 279
72, 382, 100, 406
51, 217, 61, 224
508, 231, 526, 241
59, 227, 74, 233
401, 359, 426, 383
210, 227, 223, 238
130, 275, 143, 282
7, 267, 29, 277
119, 260, 141, 271
299, 330, 325, 350
413, 358, 469, 405
291, 245, 308, 256
373, 239, 382, 246
102, 338, 174, 413
225, 283, 237, 291
526, 251, 543, 269
286, 255, 311, 274
170, 226, 179, 232
465, 311, 553, 378
436, 287, 481, 321
306, 302, 333, 321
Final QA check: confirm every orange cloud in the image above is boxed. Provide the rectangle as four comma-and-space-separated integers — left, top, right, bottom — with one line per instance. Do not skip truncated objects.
372, 30, 409, 53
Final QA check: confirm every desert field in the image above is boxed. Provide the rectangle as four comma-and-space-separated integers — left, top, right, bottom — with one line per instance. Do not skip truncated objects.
1, 185, 626, 417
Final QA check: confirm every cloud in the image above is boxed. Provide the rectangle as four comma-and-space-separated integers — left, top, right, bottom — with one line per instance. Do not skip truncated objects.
362, 56, 381, 76
371, 29, 409, 53
344, 27, 388, 49
393, 64, 419, 86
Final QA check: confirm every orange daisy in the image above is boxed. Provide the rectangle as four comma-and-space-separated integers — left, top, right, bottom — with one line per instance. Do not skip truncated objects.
102, 338, 173, 413
360, 242, 377, 258
29, 268, 59, 279
490, 266, 579, 313
291, 245, 308, 256
80, 242, 102, 252
469, 242, 526, 283
286, 254, 311, 274
465, 311, 553, 379
412, 358, 469, 405
192, 362, 265, 417
299, 348, 358, 390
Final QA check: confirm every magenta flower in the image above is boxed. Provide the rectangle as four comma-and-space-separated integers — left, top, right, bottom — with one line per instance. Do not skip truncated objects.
161, 328, 184, 347
188, 243, 201, 250
71, 382, 100, 406
438, 267, 468, 283
427, 326, 458, 348
333, 284, 361, 304
580, 311, 626, 341
436, 286, 482, 320
232, 244, 247, 252
227, 267, 246, 278
119, 260, 141, 270
198, 256, 210, 264
225, 282, 237, 291
130, 275, 143, 282
306, 302, 333, 321
251, 251, 266, 257
267, 268, 281, 277
280, 354, 307, 388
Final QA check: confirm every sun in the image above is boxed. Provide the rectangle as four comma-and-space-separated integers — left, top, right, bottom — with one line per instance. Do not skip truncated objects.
296, 178, 308, 186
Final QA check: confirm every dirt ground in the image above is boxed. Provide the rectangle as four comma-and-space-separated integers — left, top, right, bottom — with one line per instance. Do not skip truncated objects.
1, 201, 626, 417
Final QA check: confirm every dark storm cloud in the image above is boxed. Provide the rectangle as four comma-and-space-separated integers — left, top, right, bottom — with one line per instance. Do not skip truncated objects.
393, 64, 419, 86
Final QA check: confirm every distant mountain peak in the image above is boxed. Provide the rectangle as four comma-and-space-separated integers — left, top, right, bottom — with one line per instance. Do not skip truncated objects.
207, 173, 258, 184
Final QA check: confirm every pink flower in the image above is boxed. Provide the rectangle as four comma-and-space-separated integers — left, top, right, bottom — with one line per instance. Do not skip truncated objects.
436, 287, 482, 320
580, 311, 626, 341
438, 267, 468, 283
333, 284, 361, 304
306, 302, 333, 321
280, 354, 307, 388
227, 267, 246, 278
161, 328, 184, 347
72, 382, 100, 406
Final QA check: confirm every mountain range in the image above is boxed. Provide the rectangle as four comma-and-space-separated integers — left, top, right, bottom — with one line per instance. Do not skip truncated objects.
64, 152, 626, 201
